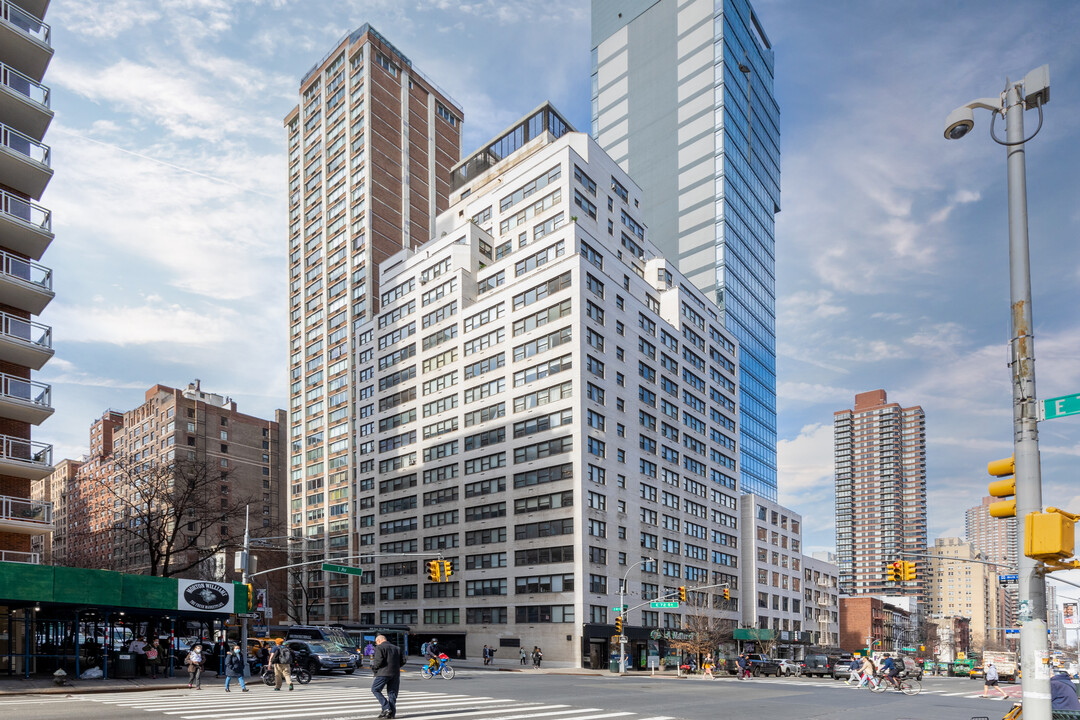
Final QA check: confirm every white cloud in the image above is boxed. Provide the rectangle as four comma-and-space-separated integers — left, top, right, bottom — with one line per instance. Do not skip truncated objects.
46, 296, 238, 347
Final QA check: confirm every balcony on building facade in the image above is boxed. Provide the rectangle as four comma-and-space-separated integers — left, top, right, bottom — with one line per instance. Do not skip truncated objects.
0, 189, 52, 259
0, 434, 52, 478
0, 371, 51, 424
0, 548, 39, 563
0, 123, 52, 199
0, 492, 51, 533
0, 247, 51, 312
0, 62, 49, 140
0, 309, 52, 368
0, 1, 51, 81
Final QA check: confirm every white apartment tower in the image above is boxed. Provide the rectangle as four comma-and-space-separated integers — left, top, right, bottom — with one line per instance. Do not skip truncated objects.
355, 105, 743, 666
283, 26, 462, 622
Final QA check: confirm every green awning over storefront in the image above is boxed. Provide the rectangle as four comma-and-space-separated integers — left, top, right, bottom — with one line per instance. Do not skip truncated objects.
733, 628, 776, 641
0, 562, 246, 616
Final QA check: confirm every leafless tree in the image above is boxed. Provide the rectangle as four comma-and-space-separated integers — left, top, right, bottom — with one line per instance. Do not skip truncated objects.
80, 454, 261, 577
668, 591, 734, 665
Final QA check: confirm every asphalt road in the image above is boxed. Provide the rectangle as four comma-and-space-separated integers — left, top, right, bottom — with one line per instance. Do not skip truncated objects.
0, 670, 1014, 720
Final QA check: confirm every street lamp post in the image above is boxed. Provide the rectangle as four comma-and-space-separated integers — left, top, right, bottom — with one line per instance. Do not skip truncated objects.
619, 557, 654, 675
945, 64, 1051, 720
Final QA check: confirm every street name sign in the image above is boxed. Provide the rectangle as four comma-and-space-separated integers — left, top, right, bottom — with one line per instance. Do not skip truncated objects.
322, 562, 363, 577
1006, 629, 1020, 634
999, 574, 1019, 585
1040, 393, 1080, 421
236, 612, 258, 619
650, 601, 679, 608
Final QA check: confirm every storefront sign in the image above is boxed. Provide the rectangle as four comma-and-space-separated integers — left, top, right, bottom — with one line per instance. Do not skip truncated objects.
649, 629, 697, 642
177, 579, 233, 612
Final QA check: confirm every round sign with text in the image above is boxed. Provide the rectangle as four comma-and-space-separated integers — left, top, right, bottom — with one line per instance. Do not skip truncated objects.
183, 582, 230, 611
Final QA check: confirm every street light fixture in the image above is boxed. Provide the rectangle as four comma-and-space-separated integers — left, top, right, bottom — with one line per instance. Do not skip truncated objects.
618, 557, 655, 674
945, 63, 1050, 720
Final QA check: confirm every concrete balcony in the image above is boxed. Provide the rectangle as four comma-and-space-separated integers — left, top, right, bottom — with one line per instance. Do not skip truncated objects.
0, 123, 52, 199
0, 189, 52, 259
0, 62, 50, 139
0, 548, 39, 563
0, 371, 51, 424
0, 434, 52, 479
0, 1, 52, 81
0, 492, 51, 533
0, 247, 51, 313
0, 310, 52, 369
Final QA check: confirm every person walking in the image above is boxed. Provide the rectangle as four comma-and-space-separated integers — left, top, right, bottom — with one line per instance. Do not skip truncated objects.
532, 647, 543, 669
482, 645, 490, 665
702, 654, 714, 680
519, 647, 527, 666
859, 655, 876, 689
845, 656, 862, 686
224, 644, 250, 693
146, 639, 163, 679
129, 636, 147, 677
185, 644, 205, 690
371, 634, 403, 719
981, 662, 1008, 699
735, 653, 748, 680
269, 639, 294, 691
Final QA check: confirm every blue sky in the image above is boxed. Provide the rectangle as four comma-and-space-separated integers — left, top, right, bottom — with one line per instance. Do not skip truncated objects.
37, 0, 1080, 587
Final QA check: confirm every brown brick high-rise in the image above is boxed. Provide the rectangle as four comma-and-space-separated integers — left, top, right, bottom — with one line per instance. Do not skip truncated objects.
834, 390, 927, 600
0, 0, 57, 566
282, 25, 462, 622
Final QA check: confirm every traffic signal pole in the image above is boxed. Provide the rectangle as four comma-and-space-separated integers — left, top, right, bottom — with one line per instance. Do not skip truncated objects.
1005, 80, 1051, 720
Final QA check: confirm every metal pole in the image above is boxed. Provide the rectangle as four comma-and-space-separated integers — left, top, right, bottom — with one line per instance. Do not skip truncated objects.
241, 505, 250, 678
1006, 79, 1050, 720
619, 579, 625, 675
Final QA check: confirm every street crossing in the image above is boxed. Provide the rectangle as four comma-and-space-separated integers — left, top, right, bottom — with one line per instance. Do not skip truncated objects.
707, 675, 1016, 699
69, 687, 682, 720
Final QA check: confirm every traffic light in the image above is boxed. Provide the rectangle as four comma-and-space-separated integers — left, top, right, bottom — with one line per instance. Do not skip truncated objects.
245, 582, 254, 612
886, 561, 901, 582
678, 586, 687, 602
427, 560, 443, 582
723, 588, 730, 601
902, 561, 916, 582
987, 456, 1016, 518
614, 617, 623, 634
442, 560, 453, 580
1025, 507, 1077, 561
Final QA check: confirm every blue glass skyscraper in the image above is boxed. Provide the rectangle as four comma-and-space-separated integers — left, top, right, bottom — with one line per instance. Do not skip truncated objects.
591, 0, 779, 500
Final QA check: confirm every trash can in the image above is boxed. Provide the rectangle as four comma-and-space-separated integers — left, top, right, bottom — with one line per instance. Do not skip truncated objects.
113, 653, 137, 679
610, 659, 620, 673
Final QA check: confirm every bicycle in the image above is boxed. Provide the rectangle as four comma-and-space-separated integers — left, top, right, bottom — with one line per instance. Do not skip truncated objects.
869, 672, 920, 695
261, 662, 312, 686
419, 655, 455, 680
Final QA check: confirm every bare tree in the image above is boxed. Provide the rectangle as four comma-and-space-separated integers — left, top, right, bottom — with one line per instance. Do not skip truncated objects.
668, 591, 732, 665
84, 454, 259, 577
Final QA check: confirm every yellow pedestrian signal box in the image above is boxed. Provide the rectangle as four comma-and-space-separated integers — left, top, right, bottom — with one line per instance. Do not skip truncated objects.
245, 583, 254, 612
987, 456, 1016, 518
902, 561, 916, 582
1025, 509, 1076, 561
678, 586, 687, 602
427, 560, 443, 582
614, 617, 623, 634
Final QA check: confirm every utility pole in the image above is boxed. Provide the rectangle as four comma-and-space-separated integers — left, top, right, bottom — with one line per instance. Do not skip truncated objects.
240, 505, 250, 678
1005, 77, 1051, 719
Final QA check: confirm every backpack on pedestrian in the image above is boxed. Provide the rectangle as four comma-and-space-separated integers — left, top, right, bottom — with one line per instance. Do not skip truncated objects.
275, 645, 292, 665
421, 642, 429, 655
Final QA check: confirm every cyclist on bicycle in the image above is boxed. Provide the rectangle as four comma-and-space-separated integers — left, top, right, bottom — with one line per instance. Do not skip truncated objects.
880, 654, 900, 689
424, 639, 441, 670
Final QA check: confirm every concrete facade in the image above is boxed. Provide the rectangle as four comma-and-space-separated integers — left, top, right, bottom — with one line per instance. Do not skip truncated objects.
284, 25, 463, 623
351, 116, 743, 665
965, 495, 1017, 628
591, 0, 780, 502
927, 537, 1003, 651
834, 389, 927, 600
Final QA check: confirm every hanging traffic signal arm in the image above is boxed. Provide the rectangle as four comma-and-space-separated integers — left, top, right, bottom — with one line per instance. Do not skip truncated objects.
987, 456, 1016, 518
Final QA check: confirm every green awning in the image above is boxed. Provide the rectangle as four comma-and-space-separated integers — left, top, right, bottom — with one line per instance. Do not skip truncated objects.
0, 561, 246, 616
733, 628, 776, 641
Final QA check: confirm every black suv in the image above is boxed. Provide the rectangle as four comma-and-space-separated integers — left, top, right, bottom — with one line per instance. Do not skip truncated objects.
800, 652, 835, 678
285, 640, 356, 675
745, 653, 783, 677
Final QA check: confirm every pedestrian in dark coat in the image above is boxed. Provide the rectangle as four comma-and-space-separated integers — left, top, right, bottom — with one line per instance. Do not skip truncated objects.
224, 645, 249, 692
371, 634, 403, 719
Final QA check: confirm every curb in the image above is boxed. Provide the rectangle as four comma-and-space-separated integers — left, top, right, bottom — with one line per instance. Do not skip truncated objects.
0, 683, 191, 697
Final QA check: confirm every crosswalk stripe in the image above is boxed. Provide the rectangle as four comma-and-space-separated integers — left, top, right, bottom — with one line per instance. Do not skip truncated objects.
178, 697, 522, 719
